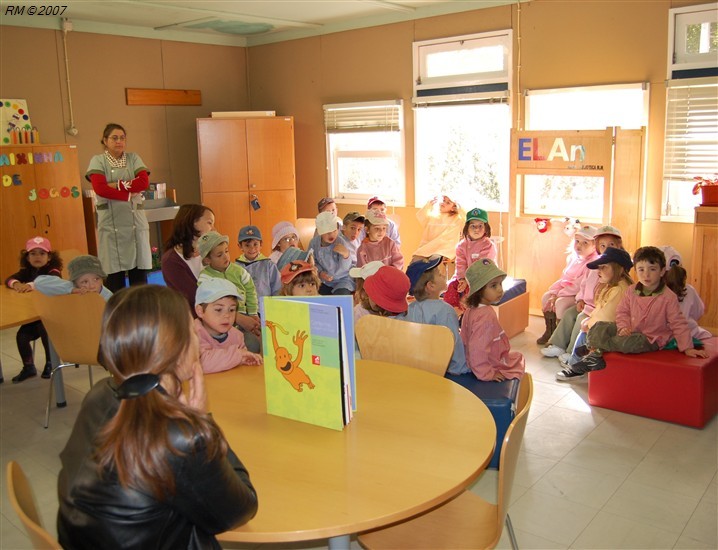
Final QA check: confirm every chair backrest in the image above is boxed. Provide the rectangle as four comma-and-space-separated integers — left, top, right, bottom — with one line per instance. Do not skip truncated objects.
355, 315, 454, 376
58, 249, 83, 280
496, 373, 533, 525
32, 292, 106, 366
6, 461, 61, 549
295, 217, 316, 251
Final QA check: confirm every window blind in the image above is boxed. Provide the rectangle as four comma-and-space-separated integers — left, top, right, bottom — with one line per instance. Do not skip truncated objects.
323, 100, 402, 133
663, 78, 718, 184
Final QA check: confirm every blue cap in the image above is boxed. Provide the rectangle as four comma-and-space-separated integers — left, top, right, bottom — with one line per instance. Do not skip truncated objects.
587, 247, 633, 271
405, 255, 443, 296
238, 225, 262, 242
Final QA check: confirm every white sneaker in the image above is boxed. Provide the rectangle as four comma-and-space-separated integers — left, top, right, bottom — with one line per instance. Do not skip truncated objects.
540, 344, 565, 358
558, 352, 572, 363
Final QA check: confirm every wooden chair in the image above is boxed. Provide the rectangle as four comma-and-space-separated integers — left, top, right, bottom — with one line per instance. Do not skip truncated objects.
355, 315, 454, 376
32, 292, 106, 428
359, 373, 533, 550
295, 217, 316, 250
5, 461, 61, 549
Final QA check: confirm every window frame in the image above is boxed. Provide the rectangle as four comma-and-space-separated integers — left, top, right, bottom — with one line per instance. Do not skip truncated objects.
667, 2, 718, 79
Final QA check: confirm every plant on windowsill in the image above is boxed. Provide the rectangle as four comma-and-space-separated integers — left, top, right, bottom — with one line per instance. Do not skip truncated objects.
692, 175, 718, 207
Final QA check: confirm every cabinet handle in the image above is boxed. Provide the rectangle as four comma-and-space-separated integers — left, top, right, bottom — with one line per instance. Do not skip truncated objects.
32, 215, 37, 229
46, 214, 51, 227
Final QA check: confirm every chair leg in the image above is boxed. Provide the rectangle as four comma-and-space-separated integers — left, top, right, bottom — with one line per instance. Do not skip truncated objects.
44, 368, 55, 429
505, 513, 519, 550
88, 365, 94, 388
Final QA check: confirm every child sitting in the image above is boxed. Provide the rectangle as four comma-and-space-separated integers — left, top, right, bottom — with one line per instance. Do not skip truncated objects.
413, 194, 465, 261
5, 237, 63, 382
556, 247, 634, 381
269, 221, 301, 264
661, 246, 712, 341
309, 211, 354, 295
236, 225, 281, 298
461, 258, 525, 382
197, 231, 261, 353
358, 196, 401, 248
35, 255, 113, 301
564, 246, 708, 377
443, 208, 497, 309
279, 260, 321, 296
537, 224, 598, 345
404, 255, 469, 376
349, 261, 385, 323
356, 211, 404, 270
360, 266, 410, 318
194, 278, 263, 374
341, 211, 365, 265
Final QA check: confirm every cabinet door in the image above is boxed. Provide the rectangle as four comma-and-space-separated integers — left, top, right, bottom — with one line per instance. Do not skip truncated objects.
197, 119, 249, 193
0, 147, 40, 278
32, 146, 87, 254
246, 117, 296, 192
202, 192, 251, 259
250, 189, 298, 256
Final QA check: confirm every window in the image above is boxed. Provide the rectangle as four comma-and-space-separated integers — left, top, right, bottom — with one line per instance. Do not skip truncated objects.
668, 3, 718, 79
413, 30, 512, 209
521, 83, 649, 218
324, 100, 404, 206
661, 77, 718, 221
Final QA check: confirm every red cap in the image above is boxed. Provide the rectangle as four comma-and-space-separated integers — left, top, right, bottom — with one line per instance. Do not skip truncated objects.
25, 236, 51, 253
363, 266, 410, 314
280, 260, 316, 285
367, 196, 385, 209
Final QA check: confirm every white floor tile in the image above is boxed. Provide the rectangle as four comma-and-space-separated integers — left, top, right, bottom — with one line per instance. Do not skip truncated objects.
532, 461, 625, 508
572, 510, 679, 549
561, 439, 650, 478
681, 497, 718, 548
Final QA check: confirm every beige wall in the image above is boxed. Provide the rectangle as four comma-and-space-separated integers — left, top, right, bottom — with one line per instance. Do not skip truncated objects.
247, 0, 710, 268
0, 26, 249, 204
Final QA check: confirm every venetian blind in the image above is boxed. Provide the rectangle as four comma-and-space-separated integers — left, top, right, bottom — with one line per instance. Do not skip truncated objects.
323, 100, 402, 133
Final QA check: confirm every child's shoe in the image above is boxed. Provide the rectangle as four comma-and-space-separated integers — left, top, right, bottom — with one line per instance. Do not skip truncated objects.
41, 363, 53, 379
555, 367, 586, 382
12, 365, 37, 383
540, 344, 565, 357
571, 351, 606, 374
558, 352, 572, 364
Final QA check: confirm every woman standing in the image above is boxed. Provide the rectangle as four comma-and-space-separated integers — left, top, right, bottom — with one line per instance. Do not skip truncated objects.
161, 204, 215, 315
57, 285, 258, 549
86, 123, 151, 292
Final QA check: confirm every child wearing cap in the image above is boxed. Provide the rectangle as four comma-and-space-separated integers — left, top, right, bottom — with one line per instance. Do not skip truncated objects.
564, 246, 708, 378
269, 221, 301, 265
236, 225, 281, 298
556, 247, 634, 381
279, 260, 321, 296
412, 195, 466, 261
35, 255, 113, 301
194, 278, 263, 373
341, 211, 365, 264
444, 207, 497, 310
461, 259, 525, 382
537, 225, 599, 346
356, 211, 403, 270
359, 266, 410, 318
403, 255, 468, 376
349, 261, 385, 323
197, 231, 261, 353
308, 212, 354, 295
4, 237, 64, 382
541, 225, 624, 361
359, 197, 401, 248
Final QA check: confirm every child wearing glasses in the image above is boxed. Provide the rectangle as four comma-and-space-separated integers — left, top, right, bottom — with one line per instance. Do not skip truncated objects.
269, 221, 300, 265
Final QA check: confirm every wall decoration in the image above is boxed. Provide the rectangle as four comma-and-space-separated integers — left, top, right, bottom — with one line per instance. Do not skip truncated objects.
1, 99, 34, 144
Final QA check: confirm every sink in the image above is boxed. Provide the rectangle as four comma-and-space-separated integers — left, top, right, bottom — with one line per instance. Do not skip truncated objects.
143, 198, 180, 222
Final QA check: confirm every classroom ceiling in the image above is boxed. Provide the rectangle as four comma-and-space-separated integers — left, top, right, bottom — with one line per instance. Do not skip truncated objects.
0, 0, 520, 47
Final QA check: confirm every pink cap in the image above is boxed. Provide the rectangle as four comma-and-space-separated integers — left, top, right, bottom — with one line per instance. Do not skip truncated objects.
25, 236, 51, 253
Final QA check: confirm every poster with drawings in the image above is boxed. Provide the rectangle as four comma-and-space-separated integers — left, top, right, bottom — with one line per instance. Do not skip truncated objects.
1, 99, 33, 144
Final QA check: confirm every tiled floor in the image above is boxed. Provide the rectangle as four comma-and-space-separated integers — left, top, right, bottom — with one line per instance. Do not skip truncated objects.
1, 316, 716, 549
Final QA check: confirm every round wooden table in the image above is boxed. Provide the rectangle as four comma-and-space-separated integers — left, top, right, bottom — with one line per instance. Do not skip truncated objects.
205, 359, 496, 547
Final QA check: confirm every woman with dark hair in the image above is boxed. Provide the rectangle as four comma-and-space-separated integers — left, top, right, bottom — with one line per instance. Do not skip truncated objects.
57, 285, 258, 549
161, 204, 215, 314
86, 123, 152, 292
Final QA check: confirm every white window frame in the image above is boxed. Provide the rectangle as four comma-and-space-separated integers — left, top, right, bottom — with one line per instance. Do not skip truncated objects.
661, 76, 718, 222
323, 100, 405, 206
668, 2, 718, 79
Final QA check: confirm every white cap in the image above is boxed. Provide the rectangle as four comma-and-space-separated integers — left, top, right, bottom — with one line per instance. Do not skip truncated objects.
349, 261, 384, 279
196, 277, 240, 305
660, 245, 682, 267
575, 225, 597, 240
316, 211, 342, 235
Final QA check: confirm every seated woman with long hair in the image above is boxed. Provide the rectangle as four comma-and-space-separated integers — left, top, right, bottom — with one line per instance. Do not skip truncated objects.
57, 285, 258, 549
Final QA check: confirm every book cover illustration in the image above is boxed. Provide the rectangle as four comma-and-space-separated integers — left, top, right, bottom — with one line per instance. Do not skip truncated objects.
262, 297, 354, 431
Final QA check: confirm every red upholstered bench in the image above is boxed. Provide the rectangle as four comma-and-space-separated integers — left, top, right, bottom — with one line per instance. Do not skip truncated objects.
588, 337, 718, 428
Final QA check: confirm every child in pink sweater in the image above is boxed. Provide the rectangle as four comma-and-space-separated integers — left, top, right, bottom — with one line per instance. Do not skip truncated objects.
356, 211, 403, 269
443, 207, 497, 309
564, 246, 708, 377
194, 278, 262, 374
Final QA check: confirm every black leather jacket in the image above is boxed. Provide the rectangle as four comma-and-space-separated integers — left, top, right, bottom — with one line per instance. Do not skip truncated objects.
57, 378, 258, 549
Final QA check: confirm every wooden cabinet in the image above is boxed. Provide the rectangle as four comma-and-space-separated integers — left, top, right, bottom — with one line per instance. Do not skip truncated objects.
0, 145, 88, 279
197, 117, 297, 257
691, 206, 718, 334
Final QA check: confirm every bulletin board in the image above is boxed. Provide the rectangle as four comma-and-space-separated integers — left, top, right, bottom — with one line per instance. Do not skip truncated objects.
1, 99, 33, 144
